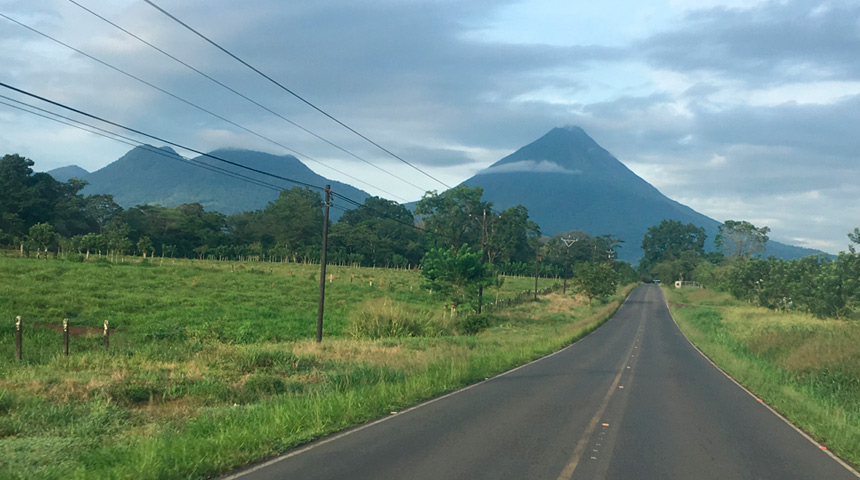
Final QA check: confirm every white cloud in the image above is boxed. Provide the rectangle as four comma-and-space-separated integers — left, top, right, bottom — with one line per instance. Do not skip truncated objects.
477, 160, 581, 175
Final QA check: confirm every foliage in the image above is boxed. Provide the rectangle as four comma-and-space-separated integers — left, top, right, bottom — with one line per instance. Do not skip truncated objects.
421, 244, 499, 311
26, 222, 57, 258
700, 230, 860, 319
542, 230, 621, 278
715, 219, 770, 259
640, 219, 706, 277
574, 262, 619, 305
415, 185, 489, 250
330, 196, 422, 267
484, 205, 541, 264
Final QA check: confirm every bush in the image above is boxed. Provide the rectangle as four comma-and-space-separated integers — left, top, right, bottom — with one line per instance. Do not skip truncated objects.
348, 298, 443, 338
456, 313, 501, 335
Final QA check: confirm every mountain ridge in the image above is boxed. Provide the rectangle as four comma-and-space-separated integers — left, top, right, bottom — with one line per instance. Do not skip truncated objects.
73, 145, 369, 219
463, 126, 818, 263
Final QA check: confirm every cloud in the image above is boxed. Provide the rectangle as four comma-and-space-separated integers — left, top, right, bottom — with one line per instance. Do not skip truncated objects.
1, 0, 858, 252
640, 0, 860, 83
477, 160, 581, 175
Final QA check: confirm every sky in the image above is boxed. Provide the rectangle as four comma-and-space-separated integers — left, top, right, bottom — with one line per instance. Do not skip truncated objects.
1, 0, 858, 253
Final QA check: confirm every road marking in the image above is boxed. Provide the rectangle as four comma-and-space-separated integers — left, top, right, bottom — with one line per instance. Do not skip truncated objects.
555, 320, 644, 480
220, 287, 646, 480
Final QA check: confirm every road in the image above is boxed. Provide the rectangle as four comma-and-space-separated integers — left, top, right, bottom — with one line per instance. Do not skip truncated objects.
224, 284, 858, 480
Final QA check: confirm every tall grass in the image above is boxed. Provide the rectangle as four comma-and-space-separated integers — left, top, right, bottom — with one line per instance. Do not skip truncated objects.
666, 287, 860, 469
0, 254, 632, 479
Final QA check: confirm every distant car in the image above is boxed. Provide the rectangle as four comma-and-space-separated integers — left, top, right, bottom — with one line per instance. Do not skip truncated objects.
653, 279, 661, 284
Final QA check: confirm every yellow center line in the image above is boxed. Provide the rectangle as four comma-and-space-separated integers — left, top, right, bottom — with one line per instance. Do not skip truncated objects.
555, 321, 646, 480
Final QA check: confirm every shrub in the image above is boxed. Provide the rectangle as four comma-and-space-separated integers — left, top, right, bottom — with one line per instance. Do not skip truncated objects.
456, 313, 501, 335
348, 298, 441, 338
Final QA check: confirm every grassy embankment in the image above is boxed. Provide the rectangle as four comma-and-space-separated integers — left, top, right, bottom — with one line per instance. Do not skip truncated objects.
665, 286, 860, 469
0, 255, 634, 479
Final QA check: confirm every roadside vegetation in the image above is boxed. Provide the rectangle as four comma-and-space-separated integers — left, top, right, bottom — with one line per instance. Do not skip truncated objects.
0, 253, 634, 479
665, 286, 860, 469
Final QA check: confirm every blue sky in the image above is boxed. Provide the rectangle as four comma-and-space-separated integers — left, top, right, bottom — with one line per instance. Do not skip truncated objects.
1, 0, 858, 252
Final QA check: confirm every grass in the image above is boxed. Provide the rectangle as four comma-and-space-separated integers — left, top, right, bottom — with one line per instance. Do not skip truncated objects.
665, 286, 860, 469
0, 254, 634, 479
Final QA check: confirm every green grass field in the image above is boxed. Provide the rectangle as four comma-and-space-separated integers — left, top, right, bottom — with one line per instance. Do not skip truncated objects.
0, 255, 633, 479
665, 286, 860, 469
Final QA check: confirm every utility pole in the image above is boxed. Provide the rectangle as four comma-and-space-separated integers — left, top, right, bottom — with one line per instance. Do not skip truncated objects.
561, 236, 579, 294
478, 208, 486, 314
534, 250, 541, 301
316, 185, 332, 343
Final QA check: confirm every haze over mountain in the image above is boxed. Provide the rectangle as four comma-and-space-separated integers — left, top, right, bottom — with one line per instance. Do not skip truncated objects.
462, 126, 818, 263
68, 146, 369, 219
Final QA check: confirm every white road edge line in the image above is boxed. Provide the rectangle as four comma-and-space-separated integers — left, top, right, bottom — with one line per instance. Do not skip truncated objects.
220, 289, 639, 479
663, 294, 860, 479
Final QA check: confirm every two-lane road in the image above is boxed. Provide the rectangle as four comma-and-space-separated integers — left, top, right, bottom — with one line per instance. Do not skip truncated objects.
225, 285, 858, 479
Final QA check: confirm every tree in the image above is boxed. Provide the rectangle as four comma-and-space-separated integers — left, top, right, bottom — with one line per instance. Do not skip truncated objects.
715, 220, 770, 259
137, 236, 154, 258
574, 262, 618, 305
104, 219, 131, 260
26, 222, 56, 259
421, 244, 498, 313
415, 185, 489, 250
485, 205, 539, 264
330, 196, 422, 267
640, 220, 706, 277
848, 227, 860, 253
84, 194, 122, 233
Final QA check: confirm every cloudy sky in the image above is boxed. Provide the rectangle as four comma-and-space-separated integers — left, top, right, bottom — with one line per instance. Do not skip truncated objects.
1, 0, 858, 252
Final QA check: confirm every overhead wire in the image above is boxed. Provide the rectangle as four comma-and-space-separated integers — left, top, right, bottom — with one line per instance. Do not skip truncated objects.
0, 11, 407, 202
142, 0, 453, 190
0, 81, 330, 192
1, 84, 482, 246
0, 9, 495, 246
0, 94, 291, 194
64, 0, 425, 198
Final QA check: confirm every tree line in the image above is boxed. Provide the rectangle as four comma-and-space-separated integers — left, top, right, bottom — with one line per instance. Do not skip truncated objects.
639, 217, 860, 319
1, 153, 635, 312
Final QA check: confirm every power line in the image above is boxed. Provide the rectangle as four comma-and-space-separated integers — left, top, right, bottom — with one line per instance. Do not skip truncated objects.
0, 94, 293, 194
143, 0, 453, 190
0, 81, 331, 193
64, 0, 425, 198
0, 11, 407, 202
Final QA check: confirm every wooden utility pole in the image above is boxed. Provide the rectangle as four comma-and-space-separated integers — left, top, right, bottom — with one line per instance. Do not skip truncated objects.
534, 251, 541, 301
316, 185, 332, 343
478, 208, 486, 314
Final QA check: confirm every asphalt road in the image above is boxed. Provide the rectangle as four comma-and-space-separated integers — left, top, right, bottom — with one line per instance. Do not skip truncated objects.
224, 284, 858, 480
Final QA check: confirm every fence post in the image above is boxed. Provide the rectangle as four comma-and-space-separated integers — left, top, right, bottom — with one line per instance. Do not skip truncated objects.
63, 318, 69, 356
15, 316, 22, 360
103, 320, 110, 350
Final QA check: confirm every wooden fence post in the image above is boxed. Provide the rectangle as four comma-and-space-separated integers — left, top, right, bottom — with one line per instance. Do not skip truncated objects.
103, 320, 109, 350
15, 316, 22, 360
63, 318, 69, 356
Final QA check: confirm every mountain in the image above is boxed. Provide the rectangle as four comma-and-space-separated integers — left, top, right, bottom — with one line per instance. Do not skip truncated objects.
462, 126, 818, 263
79, 145, 369, 218
47, 165, 89, 182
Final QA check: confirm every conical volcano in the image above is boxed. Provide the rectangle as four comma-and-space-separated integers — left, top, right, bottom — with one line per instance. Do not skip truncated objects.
463, 126, 815, 262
